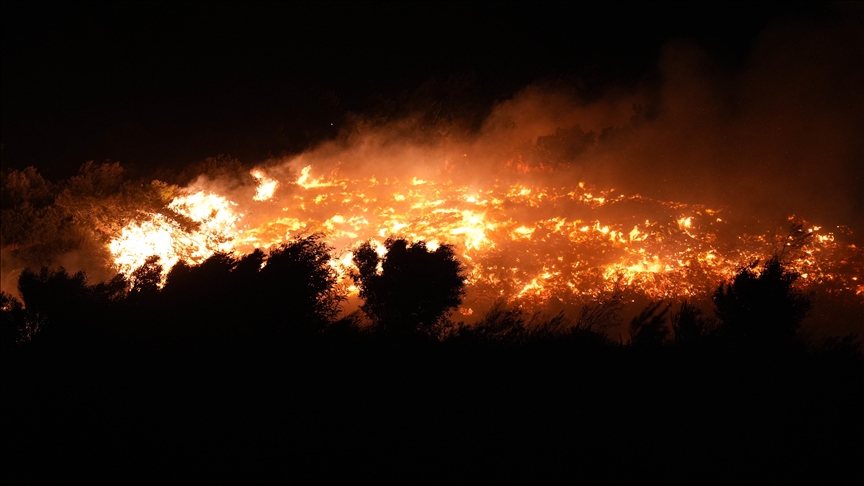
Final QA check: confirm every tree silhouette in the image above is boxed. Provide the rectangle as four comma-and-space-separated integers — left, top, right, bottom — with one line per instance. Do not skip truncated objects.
713, 256, 811, 345
257, 234, 344, 333
156, 235, 343, 340
16, 267, 112, 345
129, 255, 162, 295
155, 252, 244, 343
353, 238, 465, 335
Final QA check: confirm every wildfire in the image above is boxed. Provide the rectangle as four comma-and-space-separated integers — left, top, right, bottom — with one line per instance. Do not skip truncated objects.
251, 170, 278, 201
110, 191, 241, 279
108, 164, 863, 312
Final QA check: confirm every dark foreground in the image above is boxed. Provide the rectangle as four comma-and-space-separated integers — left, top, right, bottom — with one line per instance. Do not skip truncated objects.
3, 335, 862, 485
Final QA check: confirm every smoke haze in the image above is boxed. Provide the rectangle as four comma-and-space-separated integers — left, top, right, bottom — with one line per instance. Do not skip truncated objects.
241, 12, 862, 240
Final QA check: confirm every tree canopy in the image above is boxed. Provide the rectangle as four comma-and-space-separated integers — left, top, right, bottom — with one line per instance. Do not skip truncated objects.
353, 238, 466, 336
713, 256, 811, 345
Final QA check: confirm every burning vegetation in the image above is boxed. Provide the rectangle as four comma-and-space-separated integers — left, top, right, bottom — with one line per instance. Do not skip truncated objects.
3, 9, 864, 482
1, 81, 862, 339
104, 161, 862, 315
2, 151, 861, 340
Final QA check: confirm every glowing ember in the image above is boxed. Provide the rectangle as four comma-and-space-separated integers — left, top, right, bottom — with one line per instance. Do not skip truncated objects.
108, 164, 863, 310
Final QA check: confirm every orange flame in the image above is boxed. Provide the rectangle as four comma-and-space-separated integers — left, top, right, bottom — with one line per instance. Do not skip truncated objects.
108, 163, 862, 310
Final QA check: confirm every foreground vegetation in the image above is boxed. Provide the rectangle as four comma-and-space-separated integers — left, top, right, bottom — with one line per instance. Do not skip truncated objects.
2, 234, 862, 483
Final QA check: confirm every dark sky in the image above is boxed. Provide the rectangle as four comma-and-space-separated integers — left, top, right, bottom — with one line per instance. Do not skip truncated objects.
0, 1, 842, 179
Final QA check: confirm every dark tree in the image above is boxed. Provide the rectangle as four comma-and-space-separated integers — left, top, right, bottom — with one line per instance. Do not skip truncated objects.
713, 256, 811, 344
16, 267, 108, 345
256, 233, 344, 333
152, 236, 342, 342
353, 238, 465, 335
129, 255, 162, 295
155, 252, 244, 342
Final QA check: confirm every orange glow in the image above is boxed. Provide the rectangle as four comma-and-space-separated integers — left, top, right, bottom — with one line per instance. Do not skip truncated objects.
251, 169, 278, 201
109, 191, 241, 283
108, 163, 862, 310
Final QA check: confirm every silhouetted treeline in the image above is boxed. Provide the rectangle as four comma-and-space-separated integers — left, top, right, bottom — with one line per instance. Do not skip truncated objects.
2, 237, 862, 483
2, 231, 857, 353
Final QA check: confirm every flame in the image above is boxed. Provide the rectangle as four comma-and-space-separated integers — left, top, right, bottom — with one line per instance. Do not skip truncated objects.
296, 165, 333, 189
107, 163, 862, 311
109, 191, 241, 282
251, 169, 278, 201
109, 214, 183, 277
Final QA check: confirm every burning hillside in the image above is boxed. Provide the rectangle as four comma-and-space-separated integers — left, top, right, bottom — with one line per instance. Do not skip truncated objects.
104, 155, 862, 321
3, 51, 863, 329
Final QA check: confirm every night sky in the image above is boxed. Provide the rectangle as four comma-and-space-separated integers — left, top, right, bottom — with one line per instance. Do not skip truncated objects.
2, 1, 848, 180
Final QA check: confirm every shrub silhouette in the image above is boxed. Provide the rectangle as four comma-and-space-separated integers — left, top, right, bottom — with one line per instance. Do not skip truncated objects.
713, 256, 811, 344
573, 286, 624, 332
462, 301, 531, 342
353, 238, 465, 335
671, 300, 716, 344
457, 301, 569, 343
629, 301, 671, 347
1, 292, 31, 350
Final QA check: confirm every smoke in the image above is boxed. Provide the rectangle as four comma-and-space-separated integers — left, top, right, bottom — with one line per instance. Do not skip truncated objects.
213, 11, 860, 243
587, 14, 863, 234
2, 10, 861, 326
